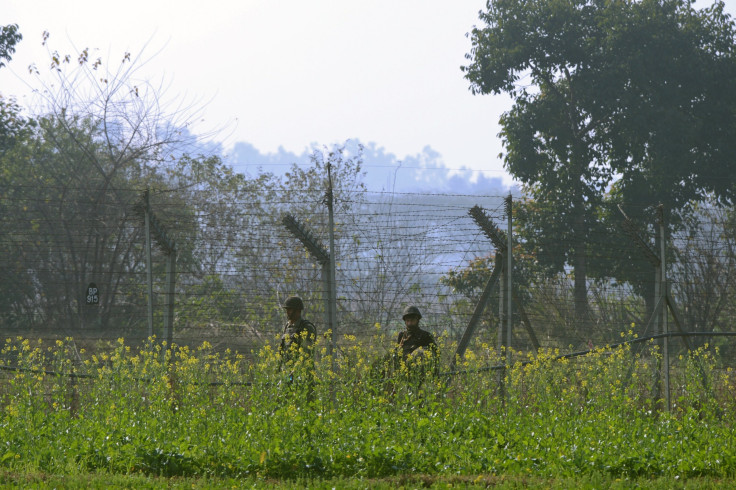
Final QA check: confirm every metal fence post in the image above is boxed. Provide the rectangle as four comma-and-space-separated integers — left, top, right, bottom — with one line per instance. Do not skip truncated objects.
659, 205, 670, 412
144, 189, 154, 339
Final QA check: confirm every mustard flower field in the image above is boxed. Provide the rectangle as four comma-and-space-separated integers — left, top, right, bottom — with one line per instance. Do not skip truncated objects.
1, 334, 735, 483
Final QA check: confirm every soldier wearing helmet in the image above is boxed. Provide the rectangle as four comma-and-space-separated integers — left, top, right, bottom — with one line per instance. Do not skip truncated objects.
279, 296, 317, 364
396, 305, 437, 363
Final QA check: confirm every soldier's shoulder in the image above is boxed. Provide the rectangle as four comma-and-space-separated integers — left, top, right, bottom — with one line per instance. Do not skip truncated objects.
300, 319, 317, 333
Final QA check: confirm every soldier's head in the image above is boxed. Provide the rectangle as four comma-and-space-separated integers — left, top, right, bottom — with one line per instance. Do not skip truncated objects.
283, 296, 304, 323
402, 305, 421, 331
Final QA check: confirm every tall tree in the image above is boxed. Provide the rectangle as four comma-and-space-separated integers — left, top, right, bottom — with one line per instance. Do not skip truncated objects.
0, 24, 21, 70
0, 24, 27, 154
163, 153, 279, 335
463, 0, 736, 326
0, 25, 36, 327
0, 33, 216, 334
0, 115, 147, 331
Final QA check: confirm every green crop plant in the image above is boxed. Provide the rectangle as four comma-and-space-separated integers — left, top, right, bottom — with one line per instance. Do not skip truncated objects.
0, 333, 734, 481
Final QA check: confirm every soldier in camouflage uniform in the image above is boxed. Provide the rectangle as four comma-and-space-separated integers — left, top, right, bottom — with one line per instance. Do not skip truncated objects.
396, 305, 439, 380
279, 296, 317, 366
370, 305, 439, 386
397, 305, 437, 361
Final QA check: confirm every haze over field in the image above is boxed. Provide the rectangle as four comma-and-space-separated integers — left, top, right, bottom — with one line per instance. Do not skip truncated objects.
2, 0, 734, 193
0, 1, 522, 193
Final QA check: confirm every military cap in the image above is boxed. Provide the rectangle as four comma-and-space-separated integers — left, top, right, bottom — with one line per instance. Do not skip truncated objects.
282, 296, 304, 310
402, 305, 422, 320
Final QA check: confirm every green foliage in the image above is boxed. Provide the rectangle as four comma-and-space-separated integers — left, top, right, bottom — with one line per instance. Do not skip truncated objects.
1, 335, 735, 482
463, 0, 736, 320
0, 95, 35, 156
0, 114, 151, 331
0, 24, 21, 70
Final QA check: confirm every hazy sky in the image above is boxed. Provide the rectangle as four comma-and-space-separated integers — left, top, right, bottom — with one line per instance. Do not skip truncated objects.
2, 0, 735, 189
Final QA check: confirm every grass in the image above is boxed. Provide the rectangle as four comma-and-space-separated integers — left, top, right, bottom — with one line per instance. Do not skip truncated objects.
1, 470, 734, 488
1, 333, 735, 486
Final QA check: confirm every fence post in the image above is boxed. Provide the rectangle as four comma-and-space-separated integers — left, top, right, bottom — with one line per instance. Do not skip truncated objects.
652, 227, 662, 405
658, 205, 670, 412
506, 195, 513, 368
498, 258, 506, 406
163, 249, 177, 348
282, 214, 332, 360
326, 162, 338, 368
451, 253, 504, 371
452, 206, 509, 371
136, 190, 177, 351
144, 189, 154, 339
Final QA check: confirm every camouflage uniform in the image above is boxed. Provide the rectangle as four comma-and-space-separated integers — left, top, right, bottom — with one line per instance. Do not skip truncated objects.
395, 305, 439, 379
279, 318, 317, 364
278, 316, 317, 400
396, 327, 437, 361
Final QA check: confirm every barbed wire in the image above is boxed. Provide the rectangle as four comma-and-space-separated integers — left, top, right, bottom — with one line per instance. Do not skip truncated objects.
2, 184, 735, 356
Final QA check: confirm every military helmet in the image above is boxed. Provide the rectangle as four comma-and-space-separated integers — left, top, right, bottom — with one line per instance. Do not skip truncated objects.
402, 305, 422, 320
282, 296, 304, 310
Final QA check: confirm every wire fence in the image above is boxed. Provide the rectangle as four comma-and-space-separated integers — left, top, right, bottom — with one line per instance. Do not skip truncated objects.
2, 331, 734, 421
2, 183, 736, 369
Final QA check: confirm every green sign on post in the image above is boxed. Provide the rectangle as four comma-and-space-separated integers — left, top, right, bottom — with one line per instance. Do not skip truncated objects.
85, 283, 99, 305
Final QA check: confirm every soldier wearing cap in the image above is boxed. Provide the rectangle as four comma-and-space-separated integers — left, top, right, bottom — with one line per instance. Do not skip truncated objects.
279, 296, 317, 365
370, 305, 438, 385
396, 305, 437, 364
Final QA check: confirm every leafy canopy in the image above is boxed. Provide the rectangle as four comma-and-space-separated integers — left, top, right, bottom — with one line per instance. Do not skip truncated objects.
462, 0, 736, 308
